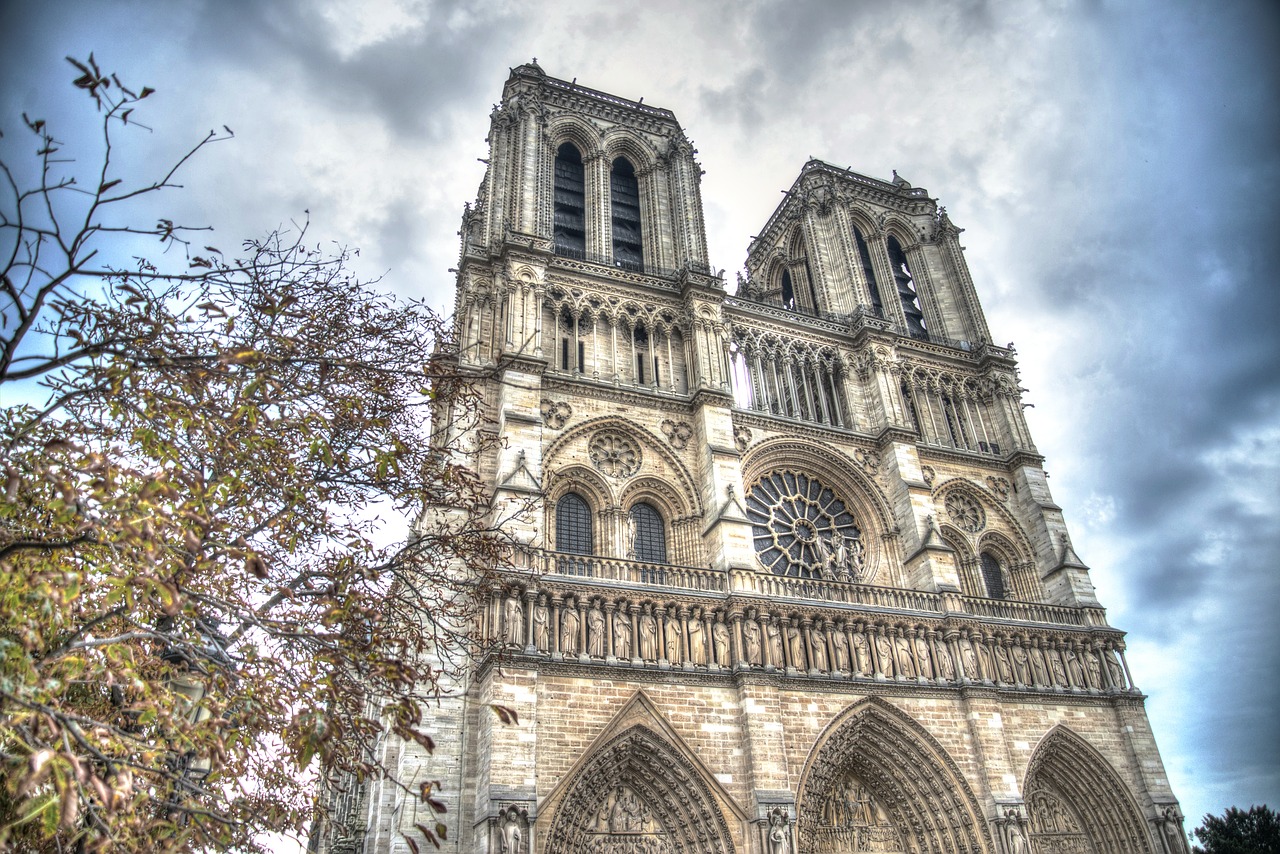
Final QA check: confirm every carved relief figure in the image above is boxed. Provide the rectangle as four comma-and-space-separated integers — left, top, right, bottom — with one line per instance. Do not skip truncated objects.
960, 638, 979, 680
613, 609, 632, 658
1012, 644, 1031, 685
995, 643, 1014, 683
1050, 650, 1068, 687
744, 616, 762, 665
498, 808, 523, 854
814, 534, 835, 580
786, 620, 806, 669
937, 641, 956, 680
1065, 647, 1085, 688
561, 599, 580, 655
809, 624, 828, 671
1085, 650, 1102, 689
767, 809, 789, 854
1105, 648, 1127, 689
664, 612, 682, 662
875, 633, 895, 677
587, 604, 605, 658
894, 634, 915, 678
687, 609, 706, 665
1030, 645, 1050, 686
504, 593, 523, 647
977, 639, 995, 681
607, 787, 647, 833
713, 618, 730, 666
533, 596, 549, 651
914, 636, 933, 679
639, 607, 658, 660
852, 630, 871, 676
831, 626, 850, 672
766, 618, 785, 667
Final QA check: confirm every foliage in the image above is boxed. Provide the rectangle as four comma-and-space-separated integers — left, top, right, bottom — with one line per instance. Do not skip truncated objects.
1191, 805, 1280, 854
1, 56, 503, 851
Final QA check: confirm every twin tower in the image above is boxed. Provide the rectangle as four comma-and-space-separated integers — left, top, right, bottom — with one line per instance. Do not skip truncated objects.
319, 62, 1188, 854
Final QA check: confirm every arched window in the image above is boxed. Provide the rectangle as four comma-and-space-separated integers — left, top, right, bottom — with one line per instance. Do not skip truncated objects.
556, 493, 593, 555
886, 235, 927, 338
780, 269, 797, 311
853, 227, 884, 316
628, 502, 667, 564
610, 157, 643, 271
980, 551, 1006, 600
554, 143, 586, 257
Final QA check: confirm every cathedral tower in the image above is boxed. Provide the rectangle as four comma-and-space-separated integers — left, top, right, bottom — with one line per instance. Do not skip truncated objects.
323, 63, 1188, 854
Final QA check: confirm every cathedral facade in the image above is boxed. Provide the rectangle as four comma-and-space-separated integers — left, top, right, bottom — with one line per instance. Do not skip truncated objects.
325, 63, 1188, 854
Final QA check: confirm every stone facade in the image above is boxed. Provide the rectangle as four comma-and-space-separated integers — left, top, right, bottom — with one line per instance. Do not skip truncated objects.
319, 63, 1187, 854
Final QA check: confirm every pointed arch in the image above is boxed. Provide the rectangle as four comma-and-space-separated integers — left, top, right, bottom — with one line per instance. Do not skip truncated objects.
1024, 725, 1155, 854
539, 691, 745, 854
796, 697, 994, 854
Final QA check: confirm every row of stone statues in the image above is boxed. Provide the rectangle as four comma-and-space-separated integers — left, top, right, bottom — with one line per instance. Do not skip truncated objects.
492, 589, 1133, 693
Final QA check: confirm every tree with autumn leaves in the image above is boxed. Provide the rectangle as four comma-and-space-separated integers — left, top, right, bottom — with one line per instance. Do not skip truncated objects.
1, 56, 505, 851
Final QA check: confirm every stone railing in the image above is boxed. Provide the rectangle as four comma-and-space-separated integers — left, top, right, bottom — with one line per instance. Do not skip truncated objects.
960, 596, 1096, 627
733, 572, 943, 614
514, 549, 728, 594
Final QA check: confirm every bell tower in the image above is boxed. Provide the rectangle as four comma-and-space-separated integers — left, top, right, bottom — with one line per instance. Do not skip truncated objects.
319, 64, 1188, 854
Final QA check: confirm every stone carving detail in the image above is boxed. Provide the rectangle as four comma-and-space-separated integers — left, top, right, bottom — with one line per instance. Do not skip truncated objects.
986, 476, 1012, 500
733, 425, 752, 452
1028, 789, 1090, 854
494, 803, 529, 854
920, 465, 935, 486
541, 398, 572, 429
504, 592, 524, 647
661, 419, 693, 450
765, 808, 791, 854
852, 447, 879, 474
945, 491, 986, 533
546, 727, 735, 854
590, 431, 643, 479
812, 771, 905, 852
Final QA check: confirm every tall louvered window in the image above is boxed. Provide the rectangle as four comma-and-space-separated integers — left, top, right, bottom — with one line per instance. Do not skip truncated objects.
610, 157, 643, 271
628, 503, 667, 564
554, 143, 586, 257
556, 493, 593, 555
887, 235, 927, 338
781, 270, 797, 311
980, 552, 1006, 600
853, 228, 885, 316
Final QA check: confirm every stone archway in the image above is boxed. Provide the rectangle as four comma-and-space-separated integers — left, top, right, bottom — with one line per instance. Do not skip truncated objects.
796, 698, 993, 854
1024, 726, 1155, 854
540, 693, 742, 854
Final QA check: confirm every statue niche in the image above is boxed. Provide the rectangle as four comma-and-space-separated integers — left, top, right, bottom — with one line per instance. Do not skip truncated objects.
812, 771, 905, 853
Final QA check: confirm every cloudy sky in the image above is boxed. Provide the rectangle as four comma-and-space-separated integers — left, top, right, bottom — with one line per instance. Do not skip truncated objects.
4, 0, 1277, 836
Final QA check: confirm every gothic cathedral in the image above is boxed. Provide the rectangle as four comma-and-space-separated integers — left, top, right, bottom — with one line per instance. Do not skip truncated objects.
322, 62, 1189, 854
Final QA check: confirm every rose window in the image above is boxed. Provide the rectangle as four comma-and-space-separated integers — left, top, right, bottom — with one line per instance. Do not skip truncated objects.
945, 491, 985, 533
588, 431, 641, 479
746, 470, 862, 577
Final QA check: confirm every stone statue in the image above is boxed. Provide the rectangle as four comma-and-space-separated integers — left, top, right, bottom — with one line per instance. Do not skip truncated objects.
937, 642, 956, 680
852, 631, 871, 676
995, 644, 1014, 683
561, 600, 580, 655
766, 618, 784, 666
809, 625, 828, 671
504, 593, 523, 647
977, 640, 995, 681
688, 610, 706, 664
1050, 651, 1068, 687
1105, 649, 1127, 689
960, 639, 979, 680
664, 613, 682, 662
1031, 646, 1050, 687
625, 514, 637, 561
639, 608, 658, 660
498, 809, 522, 854
533, 596, 549, 651
875, 634, 895, 677
744, 616, 762, 665
1085, 650, 1102, 689
1065, 647, 1085, 688
613, 610, 632, 658
914, 637, 933, 679
814, 534, 834, 580
587, 604, 605, 657
1005, 820, 1029, 854
713, 619, 730, 666
831, 627, 850, 672
608, 787, 646, 833
767, 809, 789, 854
1012, 644, 1031, 685
848, 536, 865, 581
786, 621, 805, 669
832, 535, 849, 580
894, 635, 915, 678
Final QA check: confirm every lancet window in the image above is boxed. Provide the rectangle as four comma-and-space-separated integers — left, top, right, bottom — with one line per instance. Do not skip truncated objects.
628, 503, 667, 564
610, 157, 643, 271
555, 493, 593, 555
730, 333, 846, 428
886, 235, 927, 338
980, 551, 1007, 600
543, 293, 689, 393
553, 143, 586, 257
853, 227, 885, 317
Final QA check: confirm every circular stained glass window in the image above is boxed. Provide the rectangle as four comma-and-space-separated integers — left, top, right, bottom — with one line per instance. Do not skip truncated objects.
746, 470, 861, 577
